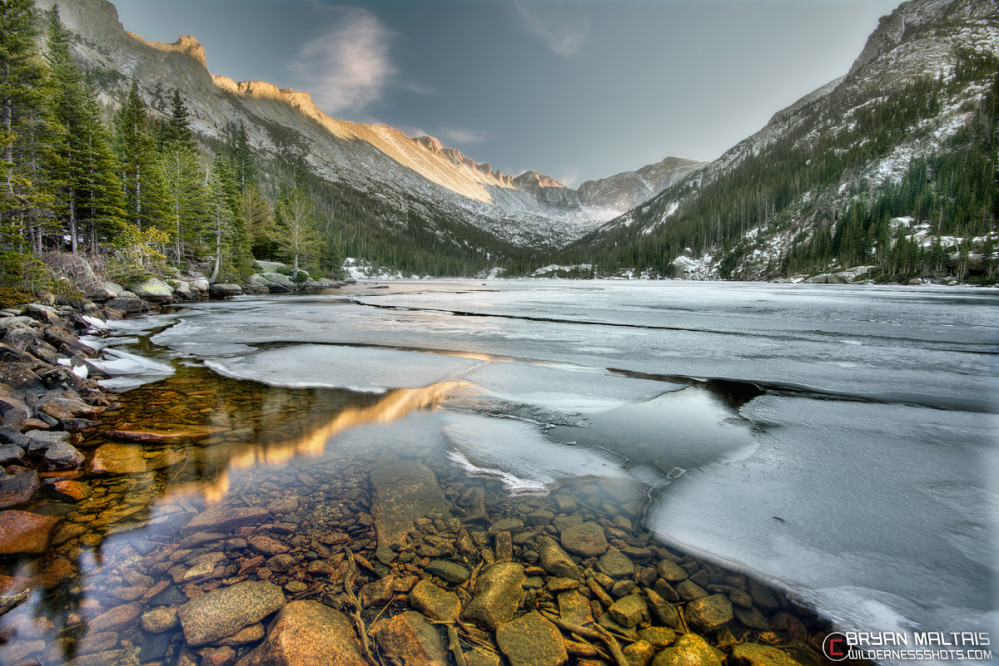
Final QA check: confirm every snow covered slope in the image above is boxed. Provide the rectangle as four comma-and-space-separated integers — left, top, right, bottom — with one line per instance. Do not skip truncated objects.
581, 0, 999, 280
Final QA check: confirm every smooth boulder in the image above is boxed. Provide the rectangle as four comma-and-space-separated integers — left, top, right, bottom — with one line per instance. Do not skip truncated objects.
462, 562, 525, 630
236, 600, 366, 665
177, 580, 285, 646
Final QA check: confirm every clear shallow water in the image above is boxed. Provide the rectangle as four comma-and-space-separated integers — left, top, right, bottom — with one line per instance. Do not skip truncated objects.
2, 279, 996, 664
148, 280, 999, 637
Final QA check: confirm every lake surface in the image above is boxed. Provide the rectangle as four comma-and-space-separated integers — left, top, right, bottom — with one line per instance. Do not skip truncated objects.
2, 279, 996, 664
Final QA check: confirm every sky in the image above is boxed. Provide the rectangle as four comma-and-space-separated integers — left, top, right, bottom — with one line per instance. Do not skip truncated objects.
111, 0, 901, 186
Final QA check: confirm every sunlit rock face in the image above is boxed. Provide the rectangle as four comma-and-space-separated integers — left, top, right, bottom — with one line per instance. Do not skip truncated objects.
35, 0, 704, 253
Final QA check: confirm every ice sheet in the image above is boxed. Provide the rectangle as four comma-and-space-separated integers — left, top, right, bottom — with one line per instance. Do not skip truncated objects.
461, 361, 679, 414
204, 344, 483, 392
90, 348, 174, 377
648, 394, 998, 638
90, 348, 174, 391
442, 412, 635, 493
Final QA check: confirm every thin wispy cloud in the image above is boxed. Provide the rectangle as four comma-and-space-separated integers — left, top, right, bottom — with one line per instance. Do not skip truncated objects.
514, 1, 590, 57
402, 81, 435, 96
557, 167, 580, 187
289, 7, 395, 115
437, 128, 490, 145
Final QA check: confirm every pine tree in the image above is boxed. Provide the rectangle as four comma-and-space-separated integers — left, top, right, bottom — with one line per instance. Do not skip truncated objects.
115, 78, 169, 233
46, 5, 87, 253
161, 141, 208, 266
162, 88, 194, 149
78, 76, 125, 254
275, 186, 321, 278
0, 0, 59, 254
207, 155, 251, 282
158, 90, 208, 266
225, 119, 254, 194
240, 183, 275, 258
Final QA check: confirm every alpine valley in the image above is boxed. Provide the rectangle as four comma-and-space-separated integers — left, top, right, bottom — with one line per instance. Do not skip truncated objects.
26, 0, 999, 281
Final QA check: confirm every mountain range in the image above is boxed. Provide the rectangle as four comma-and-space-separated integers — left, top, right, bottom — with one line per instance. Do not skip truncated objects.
39, 0, 999, 281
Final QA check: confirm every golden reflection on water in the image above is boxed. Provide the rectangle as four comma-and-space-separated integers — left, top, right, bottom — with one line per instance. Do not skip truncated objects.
202, 380, 471, 503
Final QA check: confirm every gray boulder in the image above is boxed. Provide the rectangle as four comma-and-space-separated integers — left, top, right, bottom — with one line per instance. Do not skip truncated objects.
129, 278, 174, 303
209, 283, 243, 299
44, 441, 84, 469
177, 580, 285, 646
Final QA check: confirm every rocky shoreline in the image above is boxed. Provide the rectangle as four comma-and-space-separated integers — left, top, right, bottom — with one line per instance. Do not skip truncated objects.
0, 289, 860, 666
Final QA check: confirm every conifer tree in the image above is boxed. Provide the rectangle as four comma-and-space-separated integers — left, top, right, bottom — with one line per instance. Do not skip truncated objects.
115, 78, 169, 233
158, 90, 208, 265
46, 5, 87, 253
161, 141, 208, 266
1, 0, 60, 254
275, 185, 321, 278
225, 120, 254, 194
207, 155, 251, 282
78, 76, 125, 254
241, 184, 275, 258
163, 88, 194, 149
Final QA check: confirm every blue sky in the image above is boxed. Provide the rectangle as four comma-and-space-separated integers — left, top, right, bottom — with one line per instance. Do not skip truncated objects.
112, 0, 900, 185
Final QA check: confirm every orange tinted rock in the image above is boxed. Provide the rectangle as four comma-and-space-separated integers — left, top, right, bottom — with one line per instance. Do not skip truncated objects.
50, 478, 91, 501
237, 600, 366, 665
370, 611, 447, 666
88, 602, 142, 633
0, 510, 60, 554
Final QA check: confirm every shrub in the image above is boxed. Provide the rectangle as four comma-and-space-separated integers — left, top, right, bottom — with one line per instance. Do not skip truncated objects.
0, 288, 33, 309
104, 224, 170, 284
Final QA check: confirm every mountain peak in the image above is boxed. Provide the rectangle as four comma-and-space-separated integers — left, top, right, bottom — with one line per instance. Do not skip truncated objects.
125, 32, 208, 69
514, 170, 569, 191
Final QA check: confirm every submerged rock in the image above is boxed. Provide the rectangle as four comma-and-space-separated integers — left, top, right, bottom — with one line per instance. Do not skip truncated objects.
608, 593, 650, 628
496, 611, 567, 666
0, 510, 60, 554
140, 606, 179, 634
462, 562, 525, 630
89, 602, 142, 633
729, 642, 810, 666
177, 580, 285, 646
409, 579, 460, 622
237, 600, 366, 666
183, 505, 270, 533
424, 559, 470, 584
597, 549, 636, 579
652, 632, 722, 666
560, 522, 609, 557
370, 611, 448, 666
685, 594, 733, 632
370, 461, 450, 555
557, 589, 594, 626
538, 536, 580, 579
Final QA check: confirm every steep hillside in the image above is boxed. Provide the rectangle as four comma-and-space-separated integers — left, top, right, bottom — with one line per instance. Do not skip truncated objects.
577, 157, 704, 214
569, 0, 999, 283
40, 0, 701, 275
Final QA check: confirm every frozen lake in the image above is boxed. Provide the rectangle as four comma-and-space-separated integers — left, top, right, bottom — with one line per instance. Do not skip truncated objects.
147, 279, 998, 647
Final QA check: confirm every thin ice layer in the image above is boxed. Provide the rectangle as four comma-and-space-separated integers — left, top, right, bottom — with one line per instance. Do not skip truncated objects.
648, 394, 998, 638
461, 361, 678, 414
90, 348, 175, 391
442, 412, 634, 493
89, 348, 174, 376
204, 344, 483, 392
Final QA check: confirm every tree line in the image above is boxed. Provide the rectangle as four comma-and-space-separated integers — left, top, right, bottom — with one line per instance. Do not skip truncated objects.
1, 1, 331, 297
